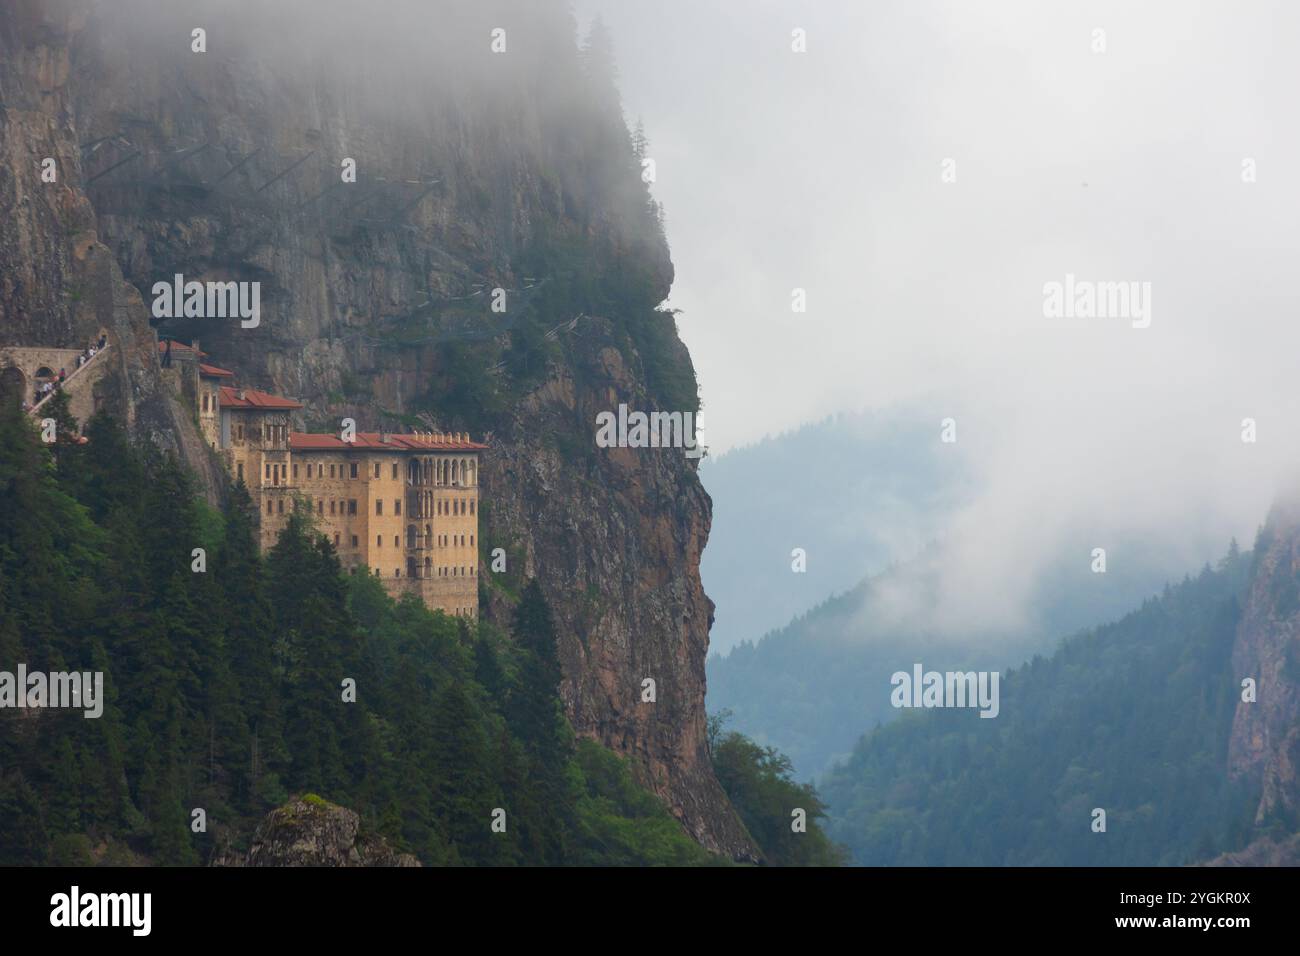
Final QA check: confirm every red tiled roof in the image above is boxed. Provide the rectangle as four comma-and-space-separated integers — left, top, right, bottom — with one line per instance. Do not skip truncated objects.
158, 339, 207, 358
218, 385, 303, 410
199, 363, 235, 378
289, 432, 487, 452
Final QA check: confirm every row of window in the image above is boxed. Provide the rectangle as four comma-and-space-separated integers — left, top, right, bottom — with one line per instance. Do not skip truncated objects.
299, 461, 476, 485
391, 497, 474, 516
266, 498, 360, 517
245, 460, 480, 513
409, 457, 476, 488
233, 423, 289, 445
363, 564, 477, 578
263, 494, 478, 532
305, 461, 369, 480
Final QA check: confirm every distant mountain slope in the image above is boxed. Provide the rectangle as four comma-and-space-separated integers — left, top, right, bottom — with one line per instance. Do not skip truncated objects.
708, 531, 1213, 781
700, 407, 969, 656
706, 550, 1036, 782
821, 547, 1262, 866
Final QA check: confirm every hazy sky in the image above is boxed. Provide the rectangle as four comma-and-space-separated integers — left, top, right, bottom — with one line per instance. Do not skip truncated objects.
576, 0, 1300, 633
578, 0, 1297, 443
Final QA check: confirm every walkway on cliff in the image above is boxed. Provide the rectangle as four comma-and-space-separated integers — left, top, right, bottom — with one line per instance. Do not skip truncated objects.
26, 341, 111, 417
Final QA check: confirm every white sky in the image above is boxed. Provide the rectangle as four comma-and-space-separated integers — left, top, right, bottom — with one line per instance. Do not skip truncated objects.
577, 0, 1299, 446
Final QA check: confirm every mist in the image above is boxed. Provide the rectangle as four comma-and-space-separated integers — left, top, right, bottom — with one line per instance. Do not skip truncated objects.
579, 0, 1300, 641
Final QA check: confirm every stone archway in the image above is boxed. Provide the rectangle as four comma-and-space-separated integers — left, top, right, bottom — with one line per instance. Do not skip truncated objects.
0, 345, 109, 417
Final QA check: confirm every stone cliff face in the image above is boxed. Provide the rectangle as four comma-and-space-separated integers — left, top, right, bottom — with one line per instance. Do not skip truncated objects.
0, 0, 226, 496
1228, 496, 1300, 827
481, 326, 747, 852
1, 0, 755, 857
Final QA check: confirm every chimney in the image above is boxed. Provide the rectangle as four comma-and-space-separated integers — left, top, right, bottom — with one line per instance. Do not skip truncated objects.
237, 389, 245, 401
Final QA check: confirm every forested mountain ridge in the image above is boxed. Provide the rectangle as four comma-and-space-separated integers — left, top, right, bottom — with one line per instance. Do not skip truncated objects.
820, 534, 1300, 866
700, 407, 968, 656
708, 535, 1204, 782
0, 0, 749, 854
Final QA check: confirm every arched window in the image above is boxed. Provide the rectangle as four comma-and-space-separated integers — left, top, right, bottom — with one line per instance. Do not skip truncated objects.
407, 557, 418, 579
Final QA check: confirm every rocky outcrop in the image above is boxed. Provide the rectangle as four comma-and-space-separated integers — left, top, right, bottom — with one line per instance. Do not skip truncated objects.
1228, 496, 1300, 824
1200, 833, 1300, 867
0, 0, 756, 857
215, 796, 420, 867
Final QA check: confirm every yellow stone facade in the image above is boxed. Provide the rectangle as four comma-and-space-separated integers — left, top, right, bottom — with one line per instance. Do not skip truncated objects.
189, 347, 482, 620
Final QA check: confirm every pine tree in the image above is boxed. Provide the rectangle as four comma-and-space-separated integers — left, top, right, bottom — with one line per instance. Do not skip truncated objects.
0, 772, 48, 865
505, 579, 575, 862
430, 681, 503, 864
473, 635, 507, 702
